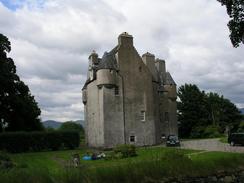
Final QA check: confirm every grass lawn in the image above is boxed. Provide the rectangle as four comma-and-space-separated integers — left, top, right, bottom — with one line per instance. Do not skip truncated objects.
9, 147, 194, 174
1, 146, 244, 183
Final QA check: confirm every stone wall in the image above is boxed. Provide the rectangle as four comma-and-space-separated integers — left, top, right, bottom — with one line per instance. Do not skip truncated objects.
117, 34, 157, 146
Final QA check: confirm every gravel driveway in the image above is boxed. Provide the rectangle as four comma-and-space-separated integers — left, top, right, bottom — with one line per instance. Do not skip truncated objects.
180, 138, 244, 153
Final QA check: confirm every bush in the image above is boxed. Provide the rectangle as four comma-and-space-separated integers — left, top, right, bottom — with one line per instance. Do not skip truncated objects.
203, 125, 221, 138
190, 125, 221, 138
237, 121, 244, 132
0, 152, 15, 170
0, 131, 80, 153
114, 144, 137, 158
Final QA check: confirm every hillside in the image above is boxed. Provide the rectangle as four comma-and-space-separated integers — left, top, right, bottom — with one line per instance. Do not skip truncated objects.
42, 120, 84, 129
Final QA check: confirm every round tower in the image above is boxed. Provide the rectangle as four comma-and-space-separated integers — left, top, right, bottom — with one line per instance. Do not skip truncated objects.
96, 51, 118, 88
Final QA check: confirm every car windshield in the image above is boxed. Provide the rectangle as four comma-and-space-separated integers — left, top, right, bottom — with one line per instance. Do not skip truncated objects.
168, 135, 178, 140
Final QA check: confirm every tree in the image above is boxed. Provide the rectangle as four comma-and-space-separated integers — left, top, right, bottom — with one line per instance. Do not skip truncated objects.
206, 92, 242, 133
178, 83, 242, 138
217, 0, 244, 47
59, 121, 84, 133
177, 84, 209, 138
0, 33, 43, 132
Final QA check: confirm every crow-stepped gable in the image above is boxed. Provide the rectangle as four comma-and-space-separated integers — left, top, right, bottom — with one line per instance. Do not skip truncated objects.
82, 32, 178, 148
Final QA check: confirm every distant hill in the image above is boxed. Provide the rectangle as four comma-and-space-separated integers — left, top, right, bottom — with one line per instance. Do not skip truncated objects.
42, 120, 62, 129
42, 120, 84, 129
73, 120, 85, 127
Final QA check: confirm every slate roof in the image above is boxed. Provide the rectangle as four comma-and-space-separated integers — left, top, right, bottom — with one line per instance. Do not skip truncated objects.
97, 46, 118, 70
165, 72, 176, 85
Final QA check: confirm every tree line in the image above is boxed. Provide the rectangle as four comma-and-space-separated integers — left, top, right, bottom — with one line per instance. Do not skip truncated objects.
177, 84, 243, 138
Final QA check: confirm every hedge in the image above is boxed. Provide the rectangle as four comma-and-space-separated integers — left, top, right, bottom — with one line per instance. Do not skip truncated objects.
0, 131, 80, 153
114, 144, 137, 158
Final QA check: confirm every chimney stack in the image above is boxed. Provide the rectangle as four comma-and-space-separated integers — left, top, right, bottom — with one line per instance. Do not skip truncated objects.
142, 52, 158, 81
118, 32, 133, 47
155, 58, 166, 83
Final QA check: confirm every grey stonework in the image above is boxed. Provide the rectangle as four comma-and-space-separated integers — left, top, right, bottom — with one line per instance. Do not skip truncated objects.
82, 32, 178, 148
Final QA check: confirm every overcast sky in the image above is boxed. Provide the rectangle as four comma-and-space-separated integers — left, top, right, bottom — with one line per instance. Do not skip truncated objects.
0, 0, 243, 122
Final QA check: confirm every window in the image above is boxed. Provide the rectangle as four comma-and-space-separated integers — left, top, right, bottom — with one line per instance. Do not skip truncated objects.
165, 112, 169, 122
140, 111, 145, 121
114, 86, 119, 95
130, 136, 135, 143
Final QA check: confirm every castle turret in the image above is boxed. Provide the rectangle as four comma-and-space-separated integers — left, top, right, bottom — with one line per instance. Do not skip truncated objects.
142, 52, 158, 81
88, 51, 99, 80
89, 50, 99, 65
96, 51, 118, 87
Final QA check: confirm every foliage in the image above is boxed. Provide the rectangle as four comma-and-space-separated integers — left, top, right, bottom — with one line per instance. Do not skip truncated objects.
177, 84, 209, 138
59, 122, 84, 138
45, 127, 55, 132
219, 136, 228, 143
202, 125, 222, 138
0, 33, 43, 132
237, 121, 244, 132
0, 152, 15, 170
217, 0, 244, 47
113, 144, 137, 158
0, 131, 80, 153
206, 92, 242, 133
178, 84, 242, 138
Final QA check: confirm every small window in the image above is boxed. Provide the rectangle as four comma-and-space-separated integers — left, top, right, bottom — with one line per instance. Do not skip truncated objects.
139, 66, 142, 72
140, 111, 145, 121
114, 86, 119, 95
165, 112, 169, 122
130, 136, 135, 143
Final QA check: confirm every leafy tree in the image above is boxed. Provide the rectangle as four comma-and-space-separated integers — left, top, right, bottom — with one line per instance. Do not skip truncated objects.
0, 33, 43, 132
217, 0, 244, 47
59, 121, 84, 133
206, 92, 241, 132
177, 84, 209, 137
178, 84, 242, 138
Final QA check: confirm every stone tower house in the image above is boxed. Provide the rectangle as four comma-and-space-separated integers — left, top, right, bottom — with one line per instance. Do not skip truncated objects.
82, 32, 178, 148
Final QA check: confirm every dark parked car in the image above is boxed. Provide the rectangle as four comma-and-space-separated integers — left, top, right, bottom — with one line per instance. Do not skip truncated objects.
166, 135, 180, 147
228, 133, 244, 146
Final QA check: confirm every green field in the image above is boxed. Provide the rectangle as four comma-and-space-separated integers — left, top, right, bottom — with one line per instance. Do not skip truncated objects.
1, 147, 244, 183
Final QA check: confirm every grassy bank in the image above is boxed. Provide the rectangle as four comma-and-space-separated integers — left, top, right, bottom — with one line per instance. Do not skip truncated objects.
1, 147, 244, 183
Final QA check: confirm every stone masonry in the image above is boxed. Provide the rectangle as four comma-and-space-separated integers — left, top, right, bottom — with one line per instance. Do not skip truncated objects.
82, 32, 178, 148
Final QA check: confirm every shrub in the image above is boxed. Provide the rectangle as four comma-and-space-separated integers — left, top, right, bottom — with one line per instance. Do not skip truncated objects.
0, 131, 80, 153
190, 125, 221, 138
203, 125, 221, 138
114, 144, 137, 158
0, 152, 15, 170
190, 126, 205, 138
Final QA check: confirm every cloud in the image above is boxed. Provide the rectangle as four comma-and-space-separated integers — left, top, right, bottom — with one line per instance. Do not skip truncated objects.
0, 0, 244, 121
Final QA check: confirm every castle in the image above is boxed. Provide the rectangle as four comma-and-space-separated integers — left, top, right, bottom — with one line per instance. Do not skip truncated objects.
82, 32, 178, 148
